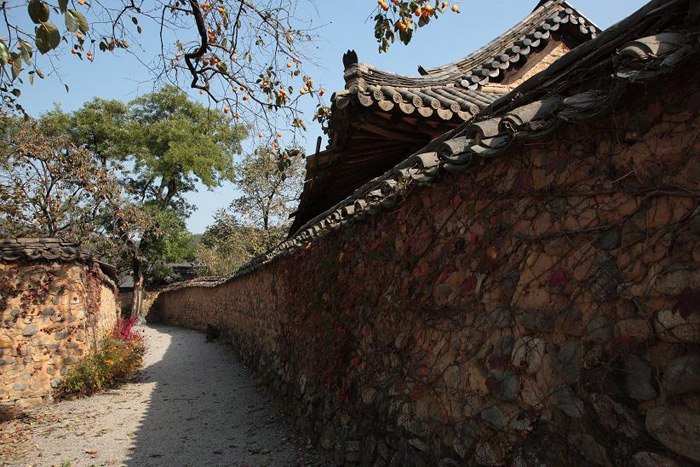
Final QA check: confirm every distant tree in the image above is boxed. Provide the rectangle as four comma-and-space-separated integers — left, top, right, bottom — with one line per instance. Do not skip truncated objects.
195, 209, 283, 276
155, 222, 197, 265
194, 146, 303, 275
122, 85, 246, 315
36, 85, 246, 316
0, 116, 119, 239
231, 145, 304, 230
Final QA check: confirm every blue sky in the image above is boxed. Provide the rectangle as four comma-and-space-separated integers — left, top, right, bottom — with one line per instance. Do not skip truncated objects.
19, 0, 648, 233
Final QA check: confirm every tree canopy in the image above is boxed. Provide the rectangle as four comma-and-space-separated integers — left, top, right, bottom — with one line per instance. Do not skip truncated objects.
41, 99, 130, 165
194, 144, 304, 275
195, 211, 281, 276
41, 85, 245, 212
2, 85, 247, 314
127, 85, 246, 211
0, 115, 122, 239
232, 145, 303, 230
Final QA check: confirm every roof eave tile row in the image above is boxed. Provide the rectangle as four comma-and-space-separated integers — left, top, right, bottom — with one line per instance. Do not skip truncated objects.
346, 2, 600, 88
334, 1, 600, 123
334, 85, 499, 122
0, 238, 118, 286
0, 238, 92, 262
159, 22, 696, 293
458, 11, 598, 90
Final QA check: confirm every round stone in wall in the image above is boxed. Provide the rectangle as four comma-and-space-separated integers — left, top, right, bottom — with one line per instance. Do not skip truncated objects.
646, 407, 700, 463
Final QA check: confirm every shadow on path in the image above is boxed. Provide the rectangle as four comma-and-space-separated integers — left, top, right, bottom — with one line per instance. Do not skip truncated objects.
126, 324, 329, 466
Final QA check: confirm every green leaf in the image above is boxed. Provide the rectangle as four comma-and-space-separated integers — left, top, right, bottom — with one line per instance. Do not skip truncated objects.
58, 0, 68, 13
0, 40, 9, 65
65, 10, 78, 32
35, 22, 61, 54
65, 9, 89, 34
19, 40, 33, 65
28, 0, 50, 24
11, 53, 21, 80
74, 10, 90, 33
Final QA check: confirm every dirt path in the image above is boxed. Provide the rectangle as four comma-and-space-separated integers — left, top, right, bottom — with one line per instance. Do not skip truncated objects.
1, 324, 330, 466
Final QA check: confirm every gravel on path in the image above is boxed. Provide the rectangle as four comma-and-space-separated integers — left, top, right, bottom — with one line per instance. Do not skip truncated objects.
1, 324, 331, 467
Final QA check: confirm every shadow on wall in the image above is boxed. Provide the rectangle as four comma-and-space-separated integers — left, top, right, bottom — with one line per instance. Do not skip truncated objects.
125, 324, 328, 466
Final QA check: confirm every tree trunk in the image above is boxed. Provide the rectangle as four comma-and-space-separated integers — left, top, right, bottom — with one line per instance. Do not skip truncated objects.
130, 255, 145, 319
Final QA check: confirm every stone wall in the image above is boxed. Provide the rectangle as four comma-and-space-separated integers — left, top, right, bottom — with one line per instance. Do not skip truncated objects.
0, 251, 119, 411
153, 60, 700, 465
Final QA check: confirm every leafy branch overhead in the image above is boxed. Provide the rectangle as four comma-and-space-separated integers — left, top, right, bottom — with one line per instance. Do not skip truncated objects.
374, 0, 459, 53
0, 0, 456, 148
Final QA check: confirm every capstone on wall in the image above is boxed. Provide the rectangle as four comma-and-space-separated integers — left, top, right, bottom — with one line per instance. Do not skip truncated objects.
153, 70, 700, 465
0, 259, 118, 411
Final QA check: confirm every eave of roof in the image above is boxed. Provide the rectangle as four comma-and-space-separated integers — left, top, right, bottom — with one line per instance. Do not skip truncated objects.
332, 0, 601, 124
333, 85, 500, 124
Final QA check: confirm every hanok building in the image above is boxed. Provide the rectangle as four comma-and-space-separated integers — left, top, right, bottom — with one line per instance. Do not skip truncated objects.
290, 0, 600, 235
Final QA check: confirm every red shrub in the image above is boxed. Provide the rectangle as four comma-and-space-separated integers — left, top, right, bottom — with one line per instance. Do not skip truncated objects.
112, 317, 143, 348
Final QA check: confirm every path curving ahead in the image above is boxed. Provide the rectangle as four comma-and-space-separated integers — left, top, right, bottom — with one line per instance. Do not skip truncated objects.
4, 325, 329, 466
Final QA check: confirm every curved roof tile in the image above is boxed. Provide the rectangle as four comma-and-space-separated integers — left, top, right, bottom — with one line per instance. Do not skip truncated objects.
334, 0, 600, 122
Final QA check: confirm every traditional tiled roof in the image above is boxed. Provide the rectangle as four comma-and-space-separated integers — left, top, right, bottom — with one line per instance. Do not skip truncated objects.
0, 238, 118, 283
290, 0, 600, 235
335, 0, 600, 123
161, 0, 699, 293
